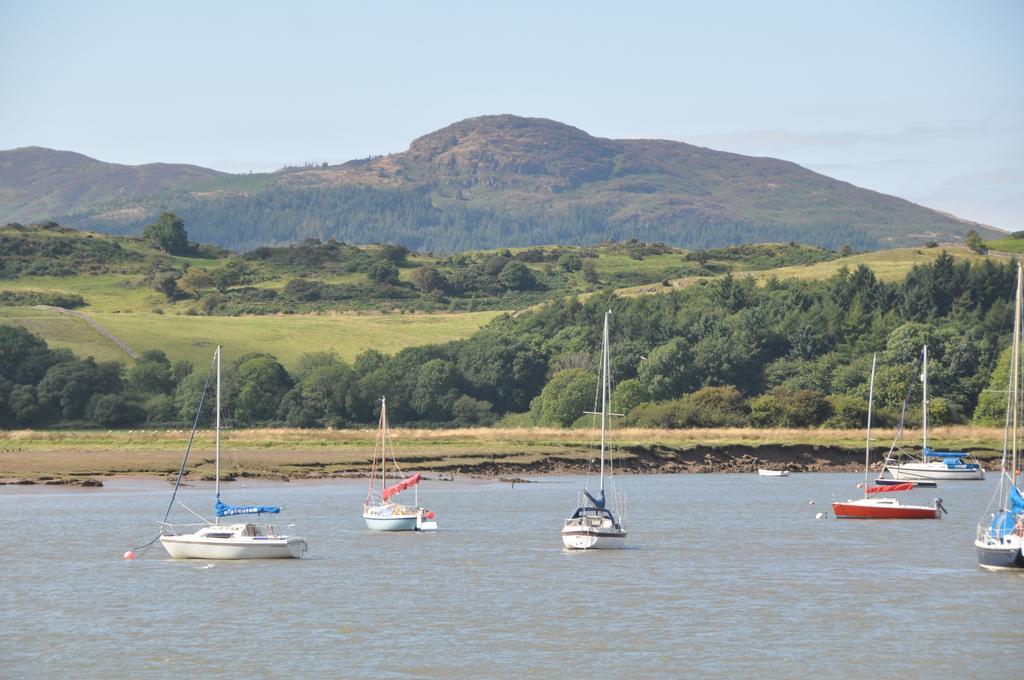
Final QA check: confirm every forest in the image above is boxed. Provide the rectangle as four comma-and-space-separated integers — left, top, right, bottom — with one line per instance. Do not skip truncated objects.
67, 184, 884, 253
0, 251, 1015, 431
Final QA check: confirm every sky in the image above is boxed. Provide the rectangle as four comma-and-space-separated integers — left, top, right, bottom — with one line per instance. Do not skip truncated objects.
1, 0, 1021, 229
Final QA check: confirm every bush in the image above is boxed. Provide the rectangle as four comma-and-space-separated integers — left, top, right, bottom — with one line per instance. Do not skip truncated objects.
750, 387, 831, 427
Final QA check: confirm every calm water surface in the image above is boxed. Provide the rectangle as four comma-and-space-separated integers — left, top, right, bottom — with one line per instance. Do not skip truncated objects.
1, 473, 1020, 678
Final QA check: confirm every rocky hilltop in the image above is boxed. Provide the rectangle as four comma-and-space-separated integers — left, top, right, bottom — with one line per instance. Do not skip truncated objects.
0, 116, 998, 251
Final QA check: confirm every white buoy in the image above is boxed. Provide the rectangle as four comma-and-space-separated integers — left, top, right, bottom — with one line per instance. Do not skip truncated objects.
808, 500, 815, 506
815, 512, 825, 519
856, 482, 864, 489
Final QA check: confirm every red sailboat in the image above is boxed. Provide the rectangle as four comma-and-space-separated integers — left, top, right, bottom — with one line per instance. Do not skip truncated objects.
832, 353, 946, 520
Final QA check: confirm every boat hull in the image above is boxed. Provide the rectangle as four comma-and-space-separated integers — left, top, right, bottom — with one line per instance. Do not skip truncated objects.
363, 514, 420, 531
561, 528, 627, 550
975, 542, 1024, 571
889, 463, 984, 481
832, 499, 940, 519
758, 469, 789, 477
160, 535, 306, 559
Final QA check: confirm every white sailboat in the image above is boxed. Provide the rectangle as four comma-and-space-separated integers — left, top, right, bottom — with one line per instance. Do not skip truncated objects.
975, 261, 1024, 571
561, 310, 627, 550
159, 347, 308, 559
883, 345, 985, 482
362, 397, 437, 531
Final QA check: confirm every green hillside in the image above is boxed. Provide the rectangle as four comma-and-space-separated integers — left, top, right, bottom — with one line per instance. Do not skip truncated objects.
0, 222, 999, 372
1, 116, 1000, 252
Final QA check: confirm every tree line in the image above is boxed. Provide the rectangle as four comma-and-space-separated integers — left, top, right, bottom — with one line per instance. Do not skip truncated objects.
0, 251, 1015, 430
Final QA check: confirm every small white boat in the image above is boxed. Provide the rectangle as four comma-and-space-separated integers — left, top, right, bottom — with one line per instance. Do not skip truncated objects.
758, 469, 789, 477
158, 347, 307, 560
160, 523, 307, 559
362, 397, 436, 532
562, 311, 626, 550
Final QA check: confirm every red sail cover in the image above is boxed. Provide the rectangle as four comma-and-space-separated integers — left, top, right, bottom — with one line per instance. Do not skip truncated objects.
382, 473, 421, 501
867, 482, 915, 494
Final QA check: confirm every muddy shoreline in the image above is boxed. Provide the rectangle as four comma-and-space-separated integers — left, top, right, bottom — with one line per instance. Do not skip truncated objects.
0, 443, 912, 487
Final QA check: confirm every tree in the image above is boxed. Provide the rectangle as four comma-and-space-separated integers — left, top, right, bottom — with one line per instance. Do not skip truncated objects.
497, 261, 537, 291
153, 272, 186, 302
611, 378, 647, 415
410, 266, 449, 294
965, 230, 987, 254
451, 395, 495, 425
456, 330, 548, 413
410, 359, 459, 420
37, 358, 122, 420
234, 355, 292, 424
177, 268, 213, 296
366, 260, 400, 285
142, 212, 190, 255
211, 259, 255, 292
87, 393, 144, 426
530, 368, 598, 426
380, 244, 410, 265
128, 350, 174, 395
0, 325, 58, 384
557, 253, 583, 272
750, 387, 831, 427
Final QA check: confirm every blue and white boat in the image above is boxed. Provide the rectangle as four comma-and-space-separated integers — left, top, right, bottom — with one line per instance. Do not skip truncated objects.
159, 346, 307, 560
884, 345, 985, 481
975, 262, 1024, 571
362, 397, 437, 532
561, 311, 627, 550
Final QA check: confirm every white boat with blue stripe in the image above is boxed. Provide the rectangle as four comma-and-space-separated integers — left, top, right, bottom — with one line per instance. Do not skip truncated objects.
158, 346, 307, 560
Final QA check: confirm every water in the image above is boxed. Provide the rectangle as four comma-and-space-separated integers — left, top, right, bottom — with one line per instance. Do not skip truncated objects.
1, 473, 1020, 677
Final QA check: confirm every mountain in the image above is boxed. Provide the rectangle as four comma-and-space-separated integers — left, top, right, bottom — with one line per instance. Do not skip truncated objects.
0, 116, 1001, 251
0, 146, 227, 223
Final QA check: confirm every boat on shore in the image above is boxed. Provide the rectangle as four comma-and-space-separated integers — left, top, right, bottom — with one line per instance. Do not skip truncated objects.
833, 353, 945, 520
975, 261, 1024, 571
159, 347, 307, 559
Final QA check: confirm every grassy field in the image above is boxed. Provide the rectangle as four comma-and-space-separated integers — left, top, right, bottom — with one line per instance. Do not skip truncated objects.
0, 425, 1005, 481
985, 237, 1024, 254
617, 246, 991, 296
0, 307, 502, 366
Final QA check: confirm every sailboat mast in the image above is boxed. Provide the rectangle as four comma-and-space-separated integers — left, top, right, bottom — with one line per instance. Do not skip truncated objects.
215, 345, 221, 525
922, 344, 928, 456
1012, 263, 1022, 482
599, 311, 610, 492
381, 397, 387, 498
865, 353, 877, 497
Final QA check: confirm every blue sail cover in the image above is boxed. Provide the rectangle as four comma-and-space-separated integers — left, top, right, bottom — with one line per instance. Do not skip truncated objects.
990, 485, 1024, 538
923, 449, 969, 458
584, 489, 606, 509
215, 497, 281, 517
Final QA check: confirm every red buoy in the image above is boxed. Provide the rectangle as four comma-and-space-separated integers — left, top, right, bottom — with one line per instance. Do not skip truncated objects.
123, 550, 136, 560
426, 511, 434, 519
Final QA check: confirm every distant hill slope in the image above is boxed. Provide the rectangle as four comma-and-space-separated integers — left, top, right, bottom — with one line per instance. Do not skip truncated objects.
1, 116, 1001, 251
0, 146, 226, 222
